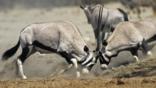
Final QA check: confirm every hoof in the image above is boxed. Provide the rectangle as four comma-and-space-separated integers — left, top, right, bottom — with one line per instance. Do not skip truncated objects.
147, 51, 152, 56
82, 68, 89, 74
133, 56, 140, 63
76, 71, 80, 78
101, 64, 108, 70
22, 75, 27, 80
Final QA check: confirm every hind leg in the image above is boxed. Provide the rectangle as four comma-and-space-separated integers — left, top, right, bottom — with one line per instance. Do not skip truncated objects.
17, 46, 36, 79
17, 59, 27, 79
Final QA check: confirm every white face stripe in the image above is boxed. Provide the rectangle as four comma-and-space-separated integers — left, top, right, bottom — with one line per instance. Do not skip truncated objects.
81, 52, 93, 65
103, 54, 109, 62
72, 54, 82, 61
85, 57, 96, 68
105, 51, 113, 56
86, 62, 94, 67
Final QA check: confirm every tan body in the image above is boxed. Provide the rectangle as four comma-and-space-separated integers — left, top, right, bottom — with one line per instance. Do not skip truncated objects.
107, 21, 156, 52
2, 21, 95, 79
100, 20, 156, 69
20, 21, 86, 56
81, 4, 128, 52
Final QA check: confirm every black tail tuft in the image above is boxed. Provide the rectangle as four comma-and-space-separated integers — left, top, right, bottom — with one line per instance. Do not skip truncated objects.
117, 8, 129, 21
2, 39, 20, 61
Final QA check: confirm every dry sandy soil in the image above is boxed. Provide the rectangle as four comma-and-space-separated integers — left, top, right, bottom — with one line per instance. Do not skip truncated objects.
0, 77, 156, 88
0, 2, 156, 88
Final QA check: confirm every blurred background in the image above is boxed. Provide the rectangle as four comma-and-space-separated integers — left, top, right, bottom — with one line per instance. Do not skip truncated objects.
0, 0, 156, 80
0, 0, 113, 10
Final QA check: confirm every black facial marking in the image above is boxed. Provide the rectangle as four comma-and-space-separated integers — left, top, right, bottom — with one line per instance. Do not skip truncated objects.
84, 45, 89, 53
99, 52, 110, 65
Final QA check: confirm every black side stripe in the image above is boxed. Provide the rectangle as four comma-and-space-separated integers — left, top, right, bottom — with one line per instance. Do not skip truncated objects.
33, 40, 73, 64
33, 40, 57, 52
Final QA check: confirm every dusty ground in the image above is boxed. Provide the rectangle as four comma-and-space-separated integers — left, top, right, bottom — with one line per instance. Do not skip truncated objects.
0, 77, 156, 88
0, 2, 156, 88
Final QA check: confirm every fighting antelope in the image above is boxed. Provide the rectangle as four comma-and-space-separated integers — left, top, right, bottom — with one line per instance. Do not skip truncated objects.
80, 4, 128, 52
2, 21, 96, 79
100, 20, 156, 69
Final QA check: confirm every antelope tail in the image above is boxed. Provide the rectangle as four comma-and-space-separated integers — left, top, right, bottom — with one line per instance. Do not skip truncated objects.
2, 39, 20, 61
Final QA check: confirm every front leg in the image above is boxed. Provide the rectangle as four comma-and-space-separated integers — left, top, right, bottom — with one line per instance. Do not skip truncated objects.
99, 52, 109, 70
16, 59, 27, 79
130, 48, 140, 63
71, 58, 80, 78
141, 39, 152, 56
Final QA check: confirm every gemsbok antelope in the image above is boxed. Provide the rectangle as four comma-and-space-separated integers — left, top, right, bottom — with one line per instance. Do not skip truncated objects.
80, 4, 129, 68
100, 20, 156, 69
2, 21, 96, 79
80, 4, 128, 53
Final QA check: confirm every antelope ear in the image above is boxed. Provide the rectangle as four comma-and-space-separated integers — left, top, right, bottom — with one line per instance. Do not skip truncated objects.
84, 45, 89, 53
80, 5, 84, 9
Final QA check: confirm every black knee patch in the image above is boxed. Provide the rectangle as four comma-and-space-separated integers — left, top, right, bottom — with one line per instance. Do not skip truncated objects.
99, 55, 109, 65
59, 52, 73, 64
102, 40, 108, 46
130, 48, 138, 56
141, 39, 150, 53
98, 52, 110, 65
19, 47, 29, 63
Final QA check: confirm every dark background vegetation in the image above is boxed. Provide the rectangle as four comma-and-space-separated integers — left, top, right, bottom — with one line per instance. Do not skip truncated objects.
0, 0, 117, 10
